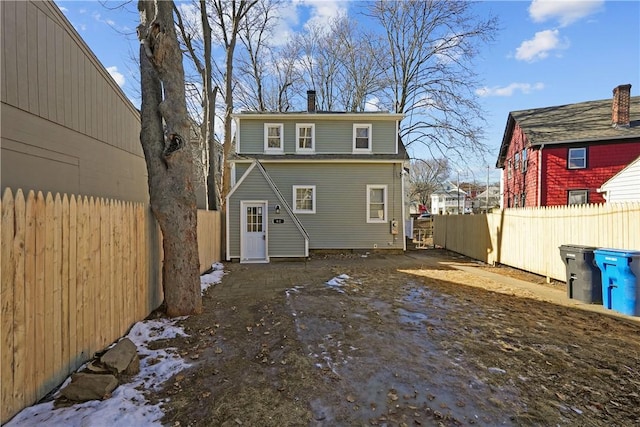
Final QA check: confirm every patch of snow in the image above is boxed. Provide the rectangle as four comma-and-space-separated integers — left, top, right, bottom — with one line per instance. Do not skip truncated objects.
201, 262, 225, 293
326, 274, 350, 292
9, 265, 230, 427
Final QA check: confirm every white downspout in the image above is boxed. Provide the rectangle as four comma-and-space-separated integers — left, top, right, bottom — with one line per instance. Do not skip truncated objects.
537, 144, 544, 206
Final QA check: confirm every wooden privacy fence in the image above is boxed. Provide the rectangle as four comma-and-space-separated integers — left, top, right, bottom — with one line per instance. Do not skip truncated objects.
434, 203, 640, 282
1, 188, 221, 423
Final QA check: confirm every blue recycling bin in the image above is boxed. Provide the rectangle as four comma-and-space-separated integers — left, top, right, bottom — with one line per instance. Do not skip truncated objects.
593, 249, 640, 316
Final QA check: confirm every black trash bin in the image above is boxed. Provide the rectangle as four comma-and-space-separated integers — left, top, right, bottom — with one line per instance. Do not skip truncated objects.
559, 245, 602, 303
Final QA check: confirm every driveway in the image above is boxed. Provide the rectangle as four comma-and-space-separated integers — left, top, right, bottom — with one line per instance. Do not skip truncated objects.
155, 250, 640, 426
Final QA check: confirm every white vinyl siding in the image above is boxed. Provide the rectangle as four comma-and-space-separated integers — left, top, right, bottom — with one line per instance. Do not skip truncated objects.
367, 185, 387, 223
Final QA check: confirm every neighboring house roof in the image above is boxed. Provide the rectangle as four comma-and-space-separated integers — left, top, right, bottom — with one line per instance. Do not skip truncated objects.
497, 96, 640, 168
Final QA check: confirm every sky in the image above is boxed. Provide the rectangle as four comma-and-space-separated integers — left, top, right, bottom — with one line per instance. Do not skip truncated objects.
55, 0, 640, 183
5, 264, 226, 427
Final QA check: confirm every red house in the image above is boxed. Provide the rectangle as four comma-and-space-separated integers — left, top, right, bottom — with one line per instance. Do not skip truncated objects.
496, 84, 640, 207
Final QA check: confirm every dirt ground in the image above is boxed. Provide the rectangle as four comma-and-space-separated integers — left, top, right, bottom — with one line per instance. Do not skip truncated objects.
151, 249, 640, 426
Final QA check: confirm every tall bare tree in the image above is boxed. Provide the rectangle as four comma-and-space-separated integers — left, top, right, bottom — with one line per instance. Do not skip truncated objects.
236, 0, 282, 111
137, 0, 202, 316
369, 0, 498, 160
408, 158, 450, 209
174, 1, 220, 210
210, 0, 259, 204
331, 16, 385, 112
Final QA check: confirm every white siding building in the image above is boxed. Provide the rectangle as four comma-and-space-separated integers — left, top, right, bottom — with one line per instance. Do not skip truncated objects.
598, 155, 640, 202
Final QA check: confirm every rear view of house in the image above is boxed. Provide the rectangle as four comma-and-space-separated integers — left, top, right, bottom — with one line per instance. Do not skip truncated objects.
496, 84, 640, 207
226, 91, 407, 262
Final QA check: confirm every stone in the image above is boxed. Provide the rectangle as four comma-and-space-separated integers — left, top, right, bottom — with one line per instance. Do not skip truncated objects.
60, 373, 118, 402
123, 354, 141, 376
101, 338, 137, 374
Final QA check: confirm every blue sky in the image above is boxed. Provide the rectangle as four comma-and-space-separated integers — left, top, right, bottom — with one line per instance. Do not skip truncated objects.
56, 0, 639, 182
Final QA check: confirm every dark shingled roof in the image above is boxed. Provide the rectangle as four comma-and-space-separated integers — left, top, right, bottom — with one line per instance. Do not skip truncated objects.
496, 96, 640, 168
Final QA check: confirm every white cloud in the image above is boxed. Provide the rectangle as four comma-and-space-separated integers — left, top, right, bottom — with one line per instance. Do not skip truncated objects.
529, 0, 604, 27
515, 29, 569, 62
475, 82, 545, 97
302, 0, 348, 34
364, 96, 381, 112
106, 66, 126, 87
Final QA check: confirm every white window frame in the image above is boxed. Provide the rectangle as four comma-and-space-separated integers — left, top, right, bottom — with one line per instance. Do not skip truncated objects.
568, 190, 588, 205
264, 123, 284, 153
522, 149, 528, 172
353, 124, 372, 153
295, 123, 315, 153
366, 185, 387, 223
568, 147, 586, 169
293, 185, 316, 214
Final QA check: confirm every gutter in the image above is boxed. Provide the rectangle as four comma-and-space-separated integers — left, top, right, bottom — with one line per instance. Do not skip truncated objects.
537, 144, 544, 206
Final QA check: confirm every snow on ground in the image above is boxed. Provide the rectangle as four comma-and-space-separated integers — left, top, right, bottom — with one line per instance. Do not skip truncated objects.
325, 274, 350, 293
201, 262, 225, 293
6, 265, 226, 427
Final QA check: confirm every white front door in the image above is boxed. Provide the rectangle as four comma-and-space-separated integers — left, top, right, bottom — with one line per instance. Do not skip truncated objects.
241, 202, 267, 262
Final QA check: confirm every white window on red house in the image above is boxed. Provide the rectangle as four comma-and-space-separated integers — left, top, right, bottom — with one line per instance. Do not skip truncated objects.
515, 152, 520, 170
568, 148, 586, 169
522, 149, 527, 172
568, 190, 588, 205
508, 159, 512, 179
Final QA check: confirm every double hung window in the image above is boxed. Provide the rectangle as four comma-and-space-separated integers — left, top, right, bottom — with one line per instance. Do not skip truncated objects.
296, 124, 315, 153
367, 185, 387, 222
353, 124, 372, 152
568, 148, 586, 169
264, 123, 283, 153
293, 185, 316, 213
568, 190, 588, 205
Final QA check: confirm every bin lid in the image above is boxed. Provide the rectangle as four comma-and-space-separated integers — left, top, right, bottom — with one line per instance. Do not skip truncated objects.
559, 244, 598, 252
594, 248, 640, 257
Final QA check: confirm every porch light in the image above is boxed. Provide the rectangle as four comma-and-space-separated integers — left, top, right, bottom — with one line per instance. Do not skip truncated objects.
275, 205, 281, 214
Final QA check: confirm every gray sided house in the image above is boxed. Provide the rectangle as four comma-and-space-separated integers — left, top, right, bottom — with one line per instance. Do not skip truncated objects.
227, 94, 407, 262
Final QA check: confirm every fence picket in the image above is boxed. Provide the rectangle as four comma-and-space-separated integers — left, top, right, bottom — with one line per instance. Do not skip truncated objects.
1, 188, 16, 421
12, 190, 26, 412
24, 191, 37, 405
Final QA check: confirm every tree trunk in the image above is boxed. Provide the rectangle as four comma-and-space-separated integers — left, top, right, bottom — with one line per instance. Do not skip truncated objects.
138, 0, 202, 317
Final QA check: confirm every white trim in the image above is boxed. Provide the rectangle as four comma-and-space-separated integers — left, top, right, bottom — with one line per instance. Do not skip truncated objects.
264, 123, 284, 153
233, 112, 404, 121
230, 162, 237, 188
366, 184, 387, 223
231, 158, 403, 164
235, 117, 241, 153
295, 123, 315, 153
292, 185, 316, 214
353, 123, 372, 153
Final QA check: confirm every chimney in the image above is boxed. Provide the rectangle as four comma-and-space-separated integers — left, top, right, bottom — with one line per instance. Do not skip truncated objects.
612, 84, 632, 127
307, 90, 316, 113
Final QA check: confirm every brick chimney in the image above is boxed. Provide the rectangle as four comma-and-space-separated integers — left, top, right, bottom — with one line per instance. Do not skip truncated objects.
307, 90, 316, 113
612, 84, 632, 127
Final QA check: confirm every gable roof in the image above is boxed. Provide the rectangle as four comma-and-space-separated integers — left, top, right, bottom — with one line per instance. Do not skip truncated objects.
496, 96, 640, 168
